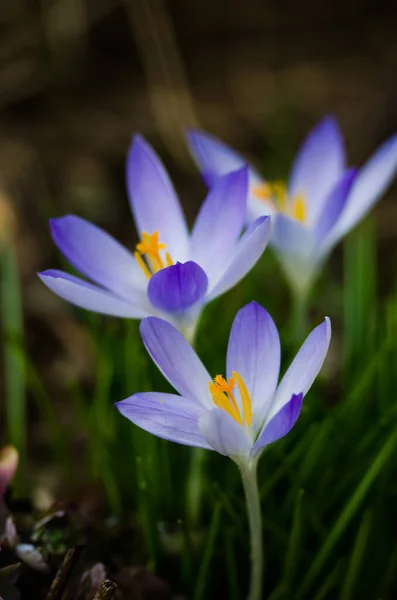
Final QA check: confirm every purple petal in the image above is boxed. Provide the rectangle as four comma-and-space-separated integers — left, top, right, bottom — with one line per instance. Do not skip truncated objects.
271, 213, 315, 258
314, 168, 357, 241
186, 129, 269, 223
148, 261, 208, 315
198, 408, 251, 458
126, 135, 189, 260
190, 167, 248, 285
226, 302, 280, 430
270, 318, 331, 419
253, 393, 303, 455
116, 392, 211, 449
288, 116, 345, 223
50, 215, 146, 301
140, 316, 212, 407
187, 129, 249, 186
38, 270, 151, 318
207, 216, 271, 300
270, 213, 318, 296
330, 133, 397, 241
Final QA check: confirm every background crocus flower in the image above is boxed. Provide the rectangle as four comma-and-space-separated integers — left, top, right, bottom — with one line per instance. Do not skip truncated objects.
187, 117, 397, 297
39, 136, 270, 340
116, 301, 330, 462
117, 301, 330, 600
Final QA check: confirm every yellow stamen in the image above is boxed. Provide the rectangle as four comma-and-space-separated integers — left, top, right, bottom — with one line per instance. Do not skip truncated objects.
232, 371, 252, 426
135, 231, 173, 278
208, 372, 252, 427
252, 181, 287, 211
209, 384, 242, 424
290, 194, 306, 223
252, 182, 273, 200
252, 180, 306, 223
134, 251, 152, 279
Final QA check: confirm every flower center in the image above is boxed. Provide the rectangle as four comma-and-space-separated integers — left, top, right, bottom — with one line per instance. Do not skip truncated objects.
209, 372, 252, 426
252, 181, 307, 223
134, 231, 174, 279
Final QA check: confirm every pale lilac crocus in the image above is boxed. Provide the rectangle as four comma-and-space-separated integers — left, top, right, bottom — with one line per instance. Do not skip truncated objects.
117, 301, 330, 600
187, 117, 397, 297
38, 136, 270, 341
116, 301, 330, 462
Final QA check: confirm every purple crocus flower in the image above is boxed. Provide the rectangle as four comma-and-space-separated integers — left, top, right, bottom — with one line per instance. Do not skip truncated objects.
38, 136, 270, 340
116, 301, 331, 461
187, 117, 397, 296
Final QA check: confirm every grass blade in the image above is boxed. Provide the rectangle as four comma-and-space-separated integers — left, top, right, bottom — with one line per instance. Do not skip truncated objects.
1, 233, 26, 477
194, 502, 222, 600
297, 428, 397, 597
340, 510, 372, 600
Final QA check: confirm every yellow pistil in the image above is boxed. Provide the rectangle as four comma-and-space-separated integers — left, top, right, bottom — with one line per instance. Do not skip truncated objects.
208, 372, 252, 427
134, 231, 174, 279
252, 181, 307, 224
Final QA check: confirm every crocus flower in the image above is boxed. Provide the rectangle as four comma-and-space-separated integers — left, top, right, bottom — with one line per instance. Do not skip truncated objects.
116, 301, 331, 462
187, 117, 397, 297
38, 137, 270, 340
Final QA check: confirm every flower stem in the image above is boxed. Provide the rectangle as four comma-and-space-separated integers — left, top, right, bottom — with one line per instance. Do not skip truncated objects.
291, 289, 308, 342
186, 447, 206, 525
184, 315, 204, 525
238, 460, 263, 600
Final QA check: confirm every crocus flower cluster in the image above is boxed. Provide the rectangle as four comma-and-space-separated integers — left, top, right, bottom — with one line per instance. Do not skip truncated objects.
37, 121, 351, 600
39, 136, 270, 340
188, 117, 397, 296
117, 302, 330, 463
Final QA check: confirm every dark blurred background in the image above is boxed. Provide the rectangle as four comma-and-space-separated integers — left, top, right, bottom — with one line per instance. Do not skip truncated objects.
2, 0, 397, 493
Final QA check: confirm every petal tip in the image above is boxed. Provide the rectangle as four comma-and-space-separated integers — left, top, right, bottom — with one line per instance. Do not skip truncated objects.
148, 261, 208, 314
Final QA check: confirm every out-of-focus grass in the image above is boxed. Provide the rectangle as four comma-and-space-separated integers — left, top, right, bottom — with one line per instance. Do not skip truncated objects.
4, 213, 397, 599
1, 230, 26, 484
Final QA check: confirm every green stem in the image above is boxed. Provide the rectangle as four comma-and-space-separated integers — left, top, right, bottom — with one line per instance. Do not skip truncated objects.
186, 447, 206, 524
291, 289, 308, 343
184, 315, 205, 525
238, 460, 263, 600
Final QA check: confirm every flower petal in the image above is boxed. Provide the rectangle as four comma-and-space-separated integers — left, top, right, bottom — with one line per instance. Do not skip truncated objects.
140, 316, 212, 407
116, 392, 211, 449
329, 133, 397, 242
38, 270, 151, 318
126, 135, 189, 260
187, 129, 249, 186
187, 129, 267, 222
314, 168, 357, 241
50, 215, 147, 300
190, 167, 248, 285
148, 261, 208, 315
207, 216, 271, 300
198, 408, 251, 458
270, 213, 318, 297
226, 302, 280, 430
288, 116, 345, 223
270, 318, 331, 419
253, 393, 303, 456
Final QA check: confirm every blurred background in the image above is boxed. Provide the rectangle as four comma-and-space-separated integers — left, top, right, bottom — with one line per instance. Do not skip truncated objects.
2, 0, 397, 598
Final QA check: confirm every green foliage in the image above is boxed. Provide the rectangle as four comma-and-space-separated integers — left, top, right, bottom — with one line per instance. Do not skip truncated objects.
4, 216, 397, 598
